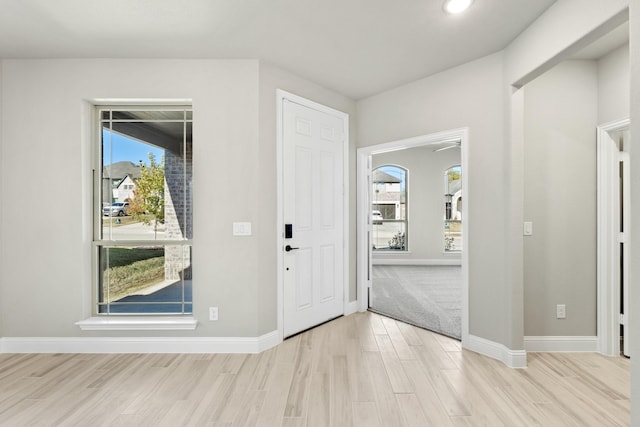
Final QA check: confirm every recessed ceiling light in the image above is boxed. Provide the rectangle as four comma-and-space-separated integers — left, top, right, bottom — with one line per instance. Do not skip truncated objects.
443, 0, 473, 14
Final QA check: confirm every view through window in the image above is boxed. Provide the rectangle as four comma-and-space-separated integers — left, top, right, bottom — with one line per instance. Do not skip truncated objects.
372, 165, 407, 251
96, 107, 193, 314
444, 165, 462, 252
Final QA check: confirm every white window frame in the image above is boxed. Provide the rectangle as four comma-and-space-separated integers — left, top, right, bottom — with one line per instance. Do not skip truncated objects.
371, 164, 409, 251
78, 104, 196, 330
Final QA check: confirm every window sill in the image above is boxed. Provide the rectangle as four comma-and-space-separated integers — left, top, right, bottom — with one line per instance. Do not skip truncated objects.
76, 316, 198, 331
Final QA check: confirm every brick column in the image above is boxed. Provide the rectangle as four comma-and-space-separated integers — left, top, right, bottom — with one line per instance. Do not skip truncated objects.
164, 141, 192, 280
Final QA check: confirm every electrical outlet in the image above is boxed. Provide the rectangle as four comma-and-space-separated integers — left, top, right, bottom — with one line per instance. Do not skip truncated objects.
209, 306, 219, 321
556, 304, 566, 319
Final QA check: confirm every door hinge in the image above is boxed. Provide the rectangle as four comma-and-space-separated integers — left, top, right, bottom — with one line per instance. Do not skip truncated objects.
620, 313, 626, 325
619, 232, 626, 244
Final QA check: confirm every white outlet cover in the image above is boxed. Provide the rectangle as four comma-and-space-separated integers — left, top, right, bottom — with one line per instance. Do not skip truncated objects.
209, 307, 219, 321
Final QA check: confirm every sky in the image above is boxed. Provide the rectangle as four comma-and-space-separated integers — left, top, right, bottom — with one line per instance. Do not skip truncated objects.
378, 165, 406, 192
102, 129, 164, 167
377, 164, 461, 193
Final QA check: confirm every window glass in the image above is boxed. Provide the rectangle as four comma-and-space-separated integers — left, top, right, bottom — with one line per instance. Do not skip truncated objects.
96, 107, 192, 314
444, 165, 462, 252
372, 165, 408, 251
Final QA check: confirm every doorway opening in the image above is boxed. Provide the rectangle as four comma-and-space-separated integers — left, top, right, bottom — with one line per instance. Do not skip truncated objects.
357, 128, 469, 344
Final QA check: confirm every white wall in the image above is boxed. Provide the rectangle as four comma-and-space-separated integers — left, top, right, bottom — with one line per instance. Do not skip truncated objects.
357, 52, 509, 345
523, 60, 599, 336
504, 0, 633, 355
0, 59, 266, 337
0, 59, 357, 340
598, 43, 630, 124
371, 146, 462, 262
257, 62, 357, 333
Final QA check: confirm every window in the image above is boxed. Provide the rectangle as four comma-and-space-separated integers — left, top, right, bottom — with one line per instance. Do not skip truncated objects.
372, 165, 407, 251
95, 107, 193, 315
444, 165, 462, 252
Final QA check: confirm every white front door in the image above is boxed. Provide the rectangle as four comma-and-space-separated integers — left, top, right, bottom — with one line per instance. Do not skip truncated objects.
282, 98, 345, 338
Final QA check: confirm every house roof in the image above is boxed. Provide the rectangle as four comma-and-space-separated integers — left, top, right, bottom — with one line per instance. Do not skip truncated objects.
103, 161, 141, 180
373, 170, 401, 184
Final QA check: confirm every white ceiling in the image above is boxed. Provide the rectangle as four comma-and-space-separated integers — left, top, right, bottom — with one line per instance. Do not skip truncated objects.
0, 0, 559, 99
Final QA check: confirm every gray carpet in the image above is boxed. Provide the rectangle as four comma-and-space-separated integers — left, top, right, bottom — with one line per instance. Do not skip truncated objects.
371, 265, 461, 340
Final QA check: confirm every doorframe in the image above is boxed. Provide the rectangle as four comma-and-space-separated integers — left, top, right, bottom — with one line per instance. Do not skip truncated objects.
597, 117, 630, 356
276, 89, 350, 341
356, 127, 469, 346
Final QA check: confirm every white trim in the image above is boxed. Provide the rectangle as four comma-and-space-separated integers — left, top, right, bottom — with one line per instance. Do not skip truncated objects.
345, 301, 359, 316
356, 128, 470, 345
75, 316, 198, 331
371, 258, 462, 266
276, 90, 350, 340
0, 331, 280, 354
467, 334, 527, 368
87, 98, 193, 106
524, 336, 598, 352
596, 117, 630, 356
356, 151, 372, 312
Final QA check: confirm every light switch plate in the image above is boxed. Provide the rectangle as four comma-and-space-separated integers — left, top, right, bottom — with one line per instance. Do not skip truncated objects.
233, 222, 252, 236
523, 221, 533, 236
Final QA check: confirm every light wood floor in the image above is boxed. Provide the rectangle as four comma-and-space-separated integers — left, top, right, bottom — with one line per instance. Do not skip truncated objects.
0, 312, 630, 426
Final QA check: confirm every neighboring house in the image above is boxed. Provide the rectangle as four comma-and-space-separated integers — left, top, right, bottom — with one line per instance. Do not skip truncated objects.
102, 161, 141, 204
113, 174, 136, 203
447, 178, 462, 221
372, 169, 404, 220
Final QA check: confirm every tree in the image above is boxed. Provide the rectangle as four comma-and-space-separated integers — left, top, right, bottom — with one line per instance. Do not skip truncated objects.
447, 167, 461, 183
129, 153, 165, 238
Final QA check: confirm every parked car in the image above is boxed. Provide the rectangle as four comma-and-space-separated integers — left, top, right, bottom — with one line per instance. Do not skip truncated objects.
103, 202, 130, 217
372, 210, 383, 224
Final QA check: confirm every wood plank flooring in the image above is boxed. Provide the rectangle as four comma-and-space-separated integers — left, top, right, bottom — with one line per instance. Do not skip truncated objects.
0, 312, 630, 426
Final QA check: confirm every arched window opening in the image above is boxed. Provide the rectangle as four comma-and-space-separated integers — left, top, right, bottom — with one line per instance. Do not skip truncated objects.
372, 165, 407, 251
444, 165, 462, 252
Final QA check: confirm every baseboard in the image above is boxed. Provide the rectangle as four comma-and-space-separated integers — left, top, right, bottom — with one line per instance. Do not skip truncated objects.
0, 330, 281, 354
524, 336, 598, 352
372, 258, 462, 266
466, 334, 527, 368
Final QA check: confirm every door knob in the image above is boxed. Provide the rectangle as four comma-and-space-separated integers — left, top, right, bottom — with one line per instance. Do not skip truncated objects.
285, 245, 299, 252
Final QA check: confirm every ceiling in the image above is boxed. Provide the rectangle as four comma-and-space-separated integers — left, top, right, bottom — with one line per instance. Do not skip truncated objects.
0, 0, 559, 99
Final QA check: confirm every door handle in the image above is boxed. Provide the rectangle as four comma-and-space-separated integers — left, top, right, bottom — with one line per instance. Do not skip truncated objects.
285, 245, 299, 252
